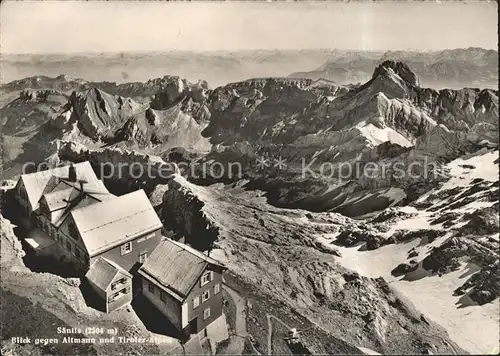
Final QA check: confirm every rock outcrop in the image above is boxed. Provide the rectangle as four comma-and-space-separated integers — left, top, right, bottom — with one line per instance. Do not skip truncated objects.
56, 140, 179, 197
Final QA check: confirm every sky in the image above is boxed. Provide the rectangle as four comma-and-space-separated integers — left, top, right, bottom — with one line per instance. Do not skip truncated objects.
1, 1, 497, 54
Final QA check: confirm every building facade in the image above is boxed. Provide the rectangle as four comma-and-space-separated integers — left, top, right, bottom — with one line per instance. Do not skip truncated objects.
86, 257, 133, 313
138, 239, 226, 338
14, 162, 164, 276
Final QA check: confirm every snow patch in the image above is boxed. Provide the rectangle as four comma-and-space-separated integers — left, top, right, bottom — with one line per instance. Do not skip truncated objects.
358, 346, 382, 355
395, 265, 499, 354
328, 237, 499, 354
441, 150, 499, 190
357, 123, 414, 148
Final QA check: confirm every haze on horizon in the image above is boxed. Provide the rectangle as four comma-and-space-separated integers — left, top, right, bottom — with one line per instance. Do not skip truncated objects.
1, 1, 497, 55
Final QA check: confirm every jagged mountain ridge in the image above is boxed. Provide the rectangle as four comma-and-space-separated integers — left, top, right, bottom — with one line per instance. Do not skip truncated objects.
0, 89, 68, 136
204, 61, 497, 146
289, 47, 498, 89
1, 61, 498, 214
2, 61, 496, 150
186, 61, 498, 215
49, 77, 212, 152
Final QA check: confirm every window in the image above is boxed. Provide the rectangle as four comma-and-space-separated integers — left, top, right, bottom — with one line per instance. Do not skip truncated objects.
214, 283, 220, 295
121, 241, 132, 255
108, 287, 129, 303
201, 271, 212, 286
161, 291, 167, 302
75, 249, 80, 259
201, 290, 210, 303
148, 281, 155, 293
203, 308, 211, 320
66, 240, 72, 253
111, 278, 127, 291
193, 296, 200, 309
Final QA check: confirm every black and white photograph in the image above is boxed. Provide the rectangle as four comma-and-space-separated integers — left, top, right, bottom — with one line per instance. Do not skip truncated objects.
0, 0, 498, 355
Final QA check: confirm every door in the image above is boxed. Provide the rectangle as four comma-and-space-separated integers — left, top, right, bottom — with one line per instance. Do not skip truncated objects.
188, 317, 198, 335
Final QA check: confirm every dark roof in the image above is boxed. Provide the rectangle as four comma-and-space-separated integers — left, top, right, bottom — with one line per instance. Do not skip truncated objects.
85, 257, 131, 291
139, 238, 225, 301
40, 178, 114, 227
20, 162, 102, 211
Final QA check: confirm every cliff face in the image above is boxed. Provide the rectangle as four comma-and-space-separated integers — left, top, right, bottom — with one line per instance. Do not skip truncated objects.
161, 175, 222, 250
52, 88, 143, 139
52, 81, 212, 152
56, 140, 179, 200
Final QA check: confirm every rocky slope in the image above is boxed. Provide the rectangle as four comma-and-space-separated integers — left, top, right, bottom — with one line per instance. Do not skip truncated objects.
56, 140, 178, 202
157, 146, 499, 353
0, 89, 68, 136
0, 89, 70, 179
0, 75, 213, 179
159, 174, 463, 355
50, 76, 212, 151
325, 149, 499, 353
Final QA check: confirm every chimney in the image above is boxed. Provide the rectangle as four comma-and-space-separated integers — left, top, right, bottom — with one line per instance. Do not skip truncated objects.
68, 164, 77, 182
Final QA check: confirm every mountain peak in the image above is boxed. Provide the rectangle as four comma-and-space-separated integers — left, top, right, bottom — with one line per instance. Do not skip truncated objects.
372, 60, 420, 87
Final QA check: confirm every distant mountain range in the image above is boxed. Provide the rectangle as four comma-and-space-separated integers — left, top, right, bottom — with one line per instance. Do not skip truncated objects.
2, 48, 497, 89
289, 47, 498, 89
